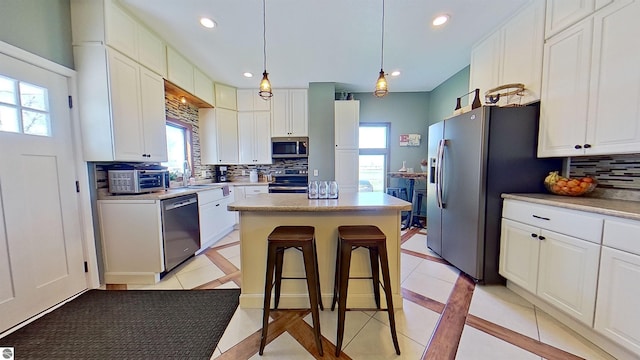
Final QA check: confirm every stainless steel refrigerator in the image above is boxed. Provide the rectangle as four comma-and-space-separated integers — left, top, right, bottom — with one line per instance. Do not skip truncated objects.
426, 103, 562, 284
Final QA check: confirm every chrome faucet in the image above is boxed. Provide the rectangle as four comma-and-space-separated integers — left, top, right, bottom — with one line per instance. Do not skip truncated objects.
183, 160, 190, 187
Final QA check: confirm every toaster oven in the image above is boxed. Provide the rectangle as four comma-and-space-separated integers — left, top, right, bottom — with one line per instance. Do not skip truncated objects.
107, 169, 169, 194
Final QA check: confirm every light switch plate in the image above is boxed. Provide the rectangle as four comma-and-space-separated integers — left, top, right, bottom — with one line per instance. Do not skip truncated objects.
313, 169, 318, 176
201, 170, 207, 178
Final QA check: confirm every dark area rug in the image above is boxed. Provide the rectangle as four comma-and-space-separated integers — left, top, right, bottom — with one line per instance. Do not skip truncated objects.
0, 289, 240, 359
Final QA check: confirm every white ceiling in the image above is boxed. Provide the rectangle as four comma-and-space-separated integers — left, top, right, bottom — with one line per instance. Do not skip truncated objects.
119, 0, 530, 93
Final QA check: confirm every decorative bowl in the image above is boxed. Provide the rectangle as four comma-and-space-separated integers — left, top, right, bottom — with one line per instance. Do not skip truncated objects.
544, 172, 597, 196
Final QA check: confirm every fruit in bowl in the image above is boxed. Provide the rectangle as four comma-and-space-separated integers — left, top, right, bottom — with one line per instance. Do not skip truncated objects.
544, 171, 597, 196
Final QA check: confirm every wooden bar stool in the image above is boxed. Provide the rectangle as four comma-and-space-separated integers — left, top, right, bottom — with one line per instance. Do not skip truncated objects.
259, 226, 323, 356
331, 225, 400, 356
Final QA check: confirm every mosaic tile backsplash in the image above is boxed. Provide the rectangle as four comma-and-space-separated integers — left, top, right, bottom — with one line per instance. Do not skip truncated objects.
569, 153, 640, 190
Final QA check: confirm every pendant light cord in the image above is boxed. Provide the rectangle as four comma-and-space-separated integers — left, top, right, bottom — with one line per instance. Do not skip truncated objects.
380, 0, 385, 70
263, 0, 267, 71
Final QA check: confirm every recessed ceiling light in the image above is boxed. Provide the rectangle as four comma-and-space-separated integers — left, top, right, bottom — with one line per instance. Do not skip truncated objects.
432, 14, 449, 27
243, 72, 253, 78
200, 17, 216, 29
391, 71, 401, 77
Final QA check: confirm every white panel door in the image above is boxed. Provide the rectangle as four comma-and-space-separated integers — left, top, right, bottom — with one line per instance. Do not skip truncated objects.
335, 149, 359, 193
108, 49, 144, 161
469, 31, 501, 105
215, 108, 238, 164
254, 111, 272, 164
0, 53, 86, 332
237, 112, 254, 164
538, 19, 593, 157
537, 230, 600, 326
499, 219, 540, 294
595, 247, 640, 354
586, 0, 640, 155
139, 65, 167, 162
289, 89, 308, 136
334, 100, 359, 149
545, 0, 596, 38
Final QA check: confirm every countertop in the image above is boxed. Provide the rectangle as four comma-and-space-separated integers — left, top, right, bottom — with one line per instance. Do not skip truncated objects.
228, 192, 412, 212
97, 180, 270, 200
502, 193, 640, 221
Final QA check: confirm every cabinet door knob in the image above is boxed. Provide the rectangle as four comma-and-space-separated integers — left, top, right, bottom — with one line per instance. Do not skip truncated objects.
538, 235, 546, 240
584, 144, 592, 149
531, 233, 538, 238
574, 144, 582, 149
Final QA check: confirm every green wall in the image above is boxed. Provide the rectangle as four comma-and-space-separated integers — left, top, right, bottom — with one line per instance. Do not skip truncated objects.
353, 92, 430, 173
0, 0, 74, 69
427, 65, 470, 126
308, 82, 336, 181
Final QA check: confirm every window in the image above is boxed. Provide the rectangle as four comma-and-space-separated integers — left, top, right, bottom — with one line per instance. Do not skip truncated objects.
162, 118, 193, 180
359, 123, 390, 192
0, 75, 51, 136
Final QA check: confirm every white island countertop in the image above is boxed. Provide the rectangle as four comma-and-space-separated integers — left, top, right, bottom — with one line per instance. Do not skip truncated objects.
228, 192, 412, 212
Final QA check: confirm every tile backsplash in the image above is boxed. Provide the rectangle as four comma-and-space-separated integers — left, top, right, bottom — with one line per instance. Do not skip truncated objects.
569, 153, 640, 190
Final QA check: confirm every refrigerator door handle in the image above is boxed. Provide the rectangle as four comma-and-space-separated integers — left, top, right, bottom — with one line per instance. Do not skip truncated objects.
436, 139, 446, 208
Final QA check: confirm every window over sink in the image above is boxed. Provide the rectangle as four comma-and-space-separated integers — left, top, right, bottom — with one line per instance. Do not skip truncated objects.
162, 117, 193, 180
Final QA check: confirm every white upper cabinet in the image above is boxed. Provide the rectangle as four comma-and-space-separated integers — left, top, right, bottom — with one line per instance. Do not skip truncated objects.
539, 0, 640, 157
200, 108, 239, 165
71, 0, 167, 77
469, 0, 545, 106
538, 19, 593, 157
545, 0, 613, 39
237, 89, 271, 112
238, 112, 272, 164
193, 67, 214, 106
215, 83, 238, 110
271, 89, 308, 137
334, 100, 359, 193
334, 100, 359, 149
166, 46, 194, 93
73, 46, 167, 161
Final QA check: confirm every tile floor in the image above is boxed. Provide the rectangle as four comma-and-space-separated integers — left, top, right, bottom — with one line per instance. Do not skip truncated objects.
118, 229, 616, 360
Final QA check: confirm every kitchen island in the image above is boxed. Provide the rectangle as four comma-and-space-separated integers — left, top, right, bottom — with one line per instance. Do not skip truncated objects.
228, 192, 412, 309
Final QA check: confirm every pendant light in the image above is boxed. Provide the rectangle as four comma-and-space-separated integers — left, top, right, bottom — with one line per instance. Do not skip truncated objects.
374, 0, 388, 97
259, 0, 273, 100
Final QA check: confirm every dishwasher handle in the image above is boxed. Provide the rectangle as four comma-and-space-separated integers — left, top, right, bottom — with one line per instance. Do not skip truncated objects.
164, 196, 197, 210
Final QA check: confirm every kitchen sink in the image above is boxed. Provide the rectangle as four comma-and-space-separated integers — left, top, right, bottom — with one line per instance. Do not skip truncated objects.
187, 184, 219, 189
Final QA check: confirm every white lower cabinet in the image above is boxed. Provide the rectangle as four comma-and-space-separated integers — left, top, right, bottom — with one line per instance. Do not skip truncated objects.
98, 200, 164, 284
501, 198, 640, 358
537, 229, 600, 325
500, 199, 601, 326
197, 188, 234, 250
595, 218, 640, 355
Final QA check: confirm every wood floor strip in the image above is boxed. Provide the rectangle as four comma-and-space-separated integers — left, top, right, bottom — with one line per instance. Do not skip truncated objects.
216, 310, 304, 360
422, 274, 475, 360
466, 315, 586, 360
401, 248, 449, 265
284, 313, 353, 360
400, 287, 445, 314
204, 249, 242, 287
105, 284, 127, 290
210, 240, 240, 251
401, 227, 421, 243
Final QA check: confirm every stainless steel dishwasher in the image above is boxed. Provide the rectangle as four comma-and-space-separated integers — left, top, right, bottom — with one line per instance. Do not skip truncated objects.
161, 194, 200, 273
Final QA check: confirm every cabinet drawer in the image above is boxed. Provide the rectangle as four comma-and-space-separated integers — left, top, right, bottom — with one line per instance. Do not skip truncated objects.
197, 188, 224, 205
503, 199, 603, 243
603, 218, 640, 256
244, 185, 268, 196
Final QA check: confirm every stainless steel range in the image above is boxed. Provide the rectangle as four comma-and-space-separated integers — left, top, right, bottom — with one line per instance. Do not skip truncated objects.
268, 170, 308, 193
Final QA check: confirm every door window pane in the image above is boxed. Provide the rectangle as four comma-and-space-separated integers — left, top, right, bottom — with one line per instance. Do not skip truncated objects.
359, 155, 385, 192
0, 76, 51, 136
0, 105, 19, 132
19, 82, 48, 111
164, 124, 187, 173
22, 110, 50, 136
359, 127, 387, 148
0, 76, 16, 105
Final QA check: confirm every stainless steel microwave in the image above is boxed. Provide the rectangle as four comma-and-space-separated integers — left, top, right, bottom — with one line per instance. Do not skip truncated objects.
271, 137, 308, 158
